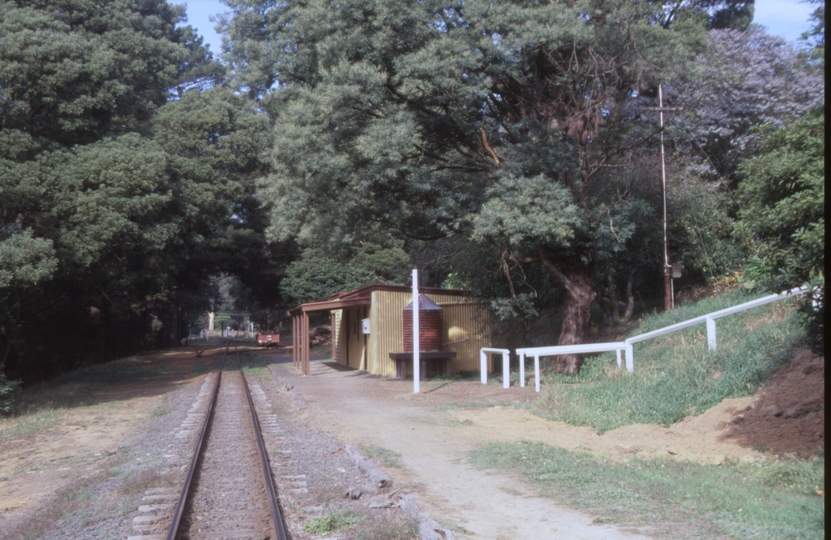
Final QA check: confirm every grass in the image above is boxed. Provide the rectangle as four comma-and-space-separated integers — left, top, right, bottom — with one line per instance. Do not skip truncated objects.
7, 360, 167, 414
354, 513, 419, 540
470, 441, 825, 539
0, 348, 211, 440
241, 353, 273, 373
303, 507, 418, 539
536, 289, 805, 433
363, 445, 402, 468
116, 467, 168, 496
304, 508, 360, 534
0, 407, 62, 442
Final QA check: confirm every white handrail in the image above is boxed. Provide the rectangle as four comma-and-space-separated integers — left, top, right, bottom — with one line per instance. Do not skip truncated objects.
624, 286, 808, 370
479, 348, 511, 388
499, 286, 808, 393
515, 342, 627, 392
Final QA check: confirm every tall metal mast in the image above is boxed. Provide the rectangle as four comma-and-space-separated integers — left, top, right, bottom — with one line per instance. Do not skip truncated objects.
659, 85, 672, 310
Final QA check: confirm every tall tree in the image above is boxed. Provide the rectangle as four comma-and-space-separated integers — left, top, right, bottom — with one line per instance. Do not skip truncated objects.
0, 0, 221, 146
221, 0, 712, 372
0, 0, 259, 385
672, 27, 824, 185
736, 109, 824, 349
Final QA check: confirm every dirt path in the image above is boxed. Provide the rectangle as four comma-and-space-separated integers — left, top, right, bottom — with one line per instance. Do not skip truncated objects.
275, 369, 647, 539
270, 352, 768, 540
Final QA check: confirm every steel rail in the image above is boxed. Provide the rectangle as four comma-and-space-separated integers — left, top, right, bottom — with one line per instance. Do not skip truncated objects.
165, 340, 229, 540
232, 338, 289, 540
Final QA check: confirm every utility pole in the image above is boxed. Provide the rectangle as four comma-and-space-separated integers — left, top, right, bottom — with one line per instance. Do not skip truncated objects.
646, 85, 683, 311
659, 85, 671, 311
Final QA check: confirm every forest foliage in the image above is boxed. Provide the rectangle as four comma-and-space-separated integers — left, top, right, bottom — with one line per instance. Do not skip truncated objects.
0, 0, 824, 400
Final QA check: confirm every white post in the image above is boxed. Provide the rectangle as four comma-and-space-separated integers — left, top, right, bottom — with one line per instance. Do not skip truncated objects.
616, 349, 622, 368
534, 355, 541, 393
625, 343, 634, 372
502, 351, 510, 389
706, 316, 717, 351
412, 269, 420, 393
519, 352, 526, 387
480, 350, 487, 384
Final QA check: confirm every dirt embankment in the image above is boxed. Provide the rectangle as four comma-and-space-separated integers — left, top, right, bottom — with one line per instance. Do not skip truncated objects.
721, 349, 824, 458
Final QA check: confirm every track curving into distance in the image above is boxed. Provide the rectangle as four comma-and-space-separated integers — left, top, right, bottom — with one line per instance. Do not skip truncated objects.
167, 339, 287, 540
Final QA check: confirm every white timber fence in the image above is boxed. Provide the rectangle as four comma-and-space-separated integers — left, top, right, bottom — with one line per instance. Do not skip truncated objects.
479, 348, 511, 388
481, 286, 809, 393
515, 343, 627, 393
623, 286, 809, 371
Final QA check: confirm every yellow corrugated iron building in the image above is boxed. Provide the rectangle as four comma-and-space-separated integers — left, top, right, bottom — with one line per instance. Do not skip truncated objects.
319, 284, 491, 377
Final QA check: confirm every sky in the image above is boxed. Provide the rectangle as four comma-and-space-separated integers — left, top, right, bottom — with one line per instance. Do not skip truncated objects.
181, 0, 819, 60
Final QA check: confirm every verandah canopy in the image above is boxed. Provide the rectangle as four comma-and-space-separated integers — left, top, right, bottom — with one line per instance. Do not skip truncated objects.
288, 293, 371, 376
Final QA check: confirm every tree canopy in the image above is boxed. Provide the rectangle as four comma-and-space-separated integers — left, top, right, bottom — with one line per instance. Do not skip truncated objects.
0, 0, 824, 398
0, 0, 272, 387
737, 109, 824, 348
220, 0, 718, 372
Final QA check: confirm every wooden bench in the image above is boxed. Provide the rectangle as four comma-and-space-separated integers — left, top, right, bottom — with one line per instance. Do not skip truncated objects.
389, 351, 456, 380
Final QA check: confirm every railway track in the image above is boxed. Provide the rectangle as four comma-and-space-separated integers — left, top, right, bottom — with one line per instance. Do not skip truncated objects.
164, 339, 287, 540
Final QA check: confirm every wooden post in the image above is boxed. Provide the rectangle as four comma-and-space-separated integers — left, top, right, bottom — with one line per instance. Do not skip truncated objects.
292, 314, 297, 369
331, 312, 336, 362
303, 312, 310, 376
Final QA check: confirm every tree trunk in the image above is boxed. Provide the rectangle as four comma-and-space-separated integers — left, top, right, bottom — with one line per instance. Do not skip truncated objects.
167, 293, 183, 347
539, 247, 596, 374
622, 267, 636, 323
0, 333, 10, 367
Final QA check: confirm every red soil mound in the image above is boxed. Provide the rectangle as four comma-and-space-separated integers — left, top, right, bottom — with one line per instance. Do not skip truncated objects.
722, 349, 824, 458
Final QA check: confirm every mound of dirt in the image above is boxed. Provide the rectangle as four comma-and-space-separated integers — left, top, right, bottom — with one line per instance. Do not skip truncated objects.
722, 349, 824, 458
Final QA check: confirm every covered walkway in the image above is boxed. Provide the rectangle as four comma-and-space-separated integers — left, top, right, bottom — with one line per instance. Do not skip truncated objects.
288, 287, 374, 375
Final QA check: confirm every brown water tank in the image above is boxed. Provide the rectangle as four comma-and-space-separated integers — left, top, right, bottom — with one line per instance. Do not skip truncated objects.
403, 295, 443, 352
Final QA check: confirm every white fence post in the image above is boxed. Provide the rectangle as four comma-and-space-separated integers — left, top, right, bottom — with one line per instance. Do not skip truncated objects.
706, 316, 717, 351
621, 287, 806, 372
480, 350, 487, 384
534, 355, 541, 393
519, 352, 526, 387
625, 342, 634, 372
502, 350, 510, 389
412, 269, 420, 393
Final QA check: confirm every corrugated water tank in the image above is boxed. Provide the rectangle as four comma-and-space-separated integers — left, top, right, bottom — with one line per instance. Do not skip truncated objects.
403, 294, 443, 352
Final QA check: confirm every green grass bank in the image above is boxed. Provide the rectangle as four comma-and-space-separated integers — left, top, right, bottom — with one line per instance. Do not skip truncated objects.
537, 288, 806, 433
470, 289, 823, 539
471, 441, 824, 539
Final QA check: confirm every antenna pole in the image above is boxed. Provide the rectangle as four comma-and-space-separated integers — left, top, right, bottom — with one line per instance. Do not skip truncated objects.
659, 85, 673, 310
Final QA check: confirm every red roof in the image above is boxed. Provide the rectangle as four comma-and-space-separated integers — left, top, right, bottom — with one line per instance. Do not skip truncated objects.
289, 283, 468, 314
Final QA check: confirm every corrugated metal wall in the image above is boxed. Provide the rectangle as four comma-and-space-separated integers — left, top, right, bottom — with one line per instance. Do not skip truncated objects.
337, 306, 369, 370
366, 290, 491, 377
368, 290, 403, 376
442, 302, 491, 373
